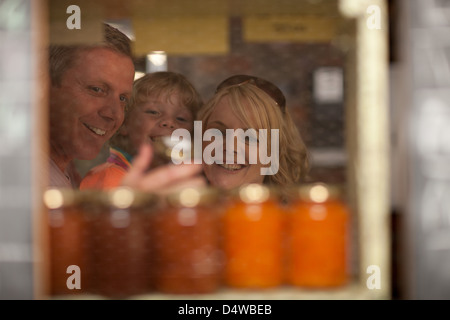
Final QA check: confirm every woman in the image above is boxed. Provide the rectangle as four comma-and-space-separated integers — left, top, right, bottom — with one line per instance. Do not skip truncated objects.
198, 75, 309, 196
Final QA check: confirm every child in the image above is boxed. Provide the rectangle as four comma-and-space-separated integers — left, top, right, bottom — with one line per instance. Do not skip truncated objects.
80, 71, 203, 190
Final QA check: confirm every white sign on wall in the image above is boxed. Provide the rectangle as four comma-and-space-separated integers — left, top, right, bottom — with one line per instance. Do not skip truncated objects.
313, 67, 344, 104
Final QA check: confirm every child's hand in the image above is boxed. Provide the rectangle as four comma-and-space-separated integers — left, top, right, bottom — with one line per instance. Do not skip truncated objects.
121, 143, 206, 193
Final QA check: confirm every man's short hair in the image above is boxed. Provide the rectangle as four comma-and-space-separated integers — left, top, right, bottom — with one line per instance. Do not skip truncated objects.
49, 23, 133, 86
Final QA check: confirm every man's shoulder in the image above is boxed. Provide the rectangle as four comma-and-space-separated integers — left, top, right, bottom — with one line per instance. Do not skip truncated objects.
49, 158, 73, 188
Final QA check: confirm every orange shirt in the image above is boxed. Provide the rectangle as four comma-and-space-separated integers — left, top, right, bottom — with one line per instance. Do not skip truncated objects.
80, 147, 132, 190
79, 162, 127, 190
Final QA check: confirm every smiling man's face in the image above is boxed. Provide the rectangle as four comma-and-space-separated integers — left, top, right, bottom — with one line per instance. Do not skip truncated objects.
49, 47, 135, 161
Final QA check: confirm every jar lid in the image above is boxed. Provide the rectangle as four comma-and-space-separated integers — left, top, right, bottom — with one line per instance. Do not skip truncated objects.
150, 136, 192, 167
233, 183, 279, 204
44, 188, 158, 210
43, 188, 81, 209
75, 188, 158, 209
105, 187, 159, 209
165, 186, 220, 208
293, 183, 342, 203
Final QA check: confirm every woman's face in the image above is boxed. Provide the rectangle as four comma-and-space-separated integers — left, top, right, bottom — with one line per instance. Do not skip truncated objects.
202, 96, 265, 189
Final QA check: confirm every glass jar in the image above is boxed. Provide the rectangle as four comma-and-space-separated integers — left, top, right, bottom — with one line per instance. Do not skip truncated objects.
223, 184, 284, 288
44, 188, 91, 296
149, 136, 192, 169
151, 187, 223, 294
87, 187, 158, 298
286, 183, 350, 288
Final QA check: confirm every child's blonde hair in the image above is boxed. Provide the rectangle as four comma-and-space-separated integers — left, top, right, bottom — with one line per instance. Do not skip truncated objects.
110, 72, 203, 155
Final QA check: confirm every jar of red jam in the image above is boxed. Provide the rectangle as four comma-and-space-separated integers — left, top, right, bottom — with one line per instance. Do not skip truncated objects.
286, 183, 350, 288
87, 187, 158, 298
151, 187, 223, 294
44, 188, 92, 296
223, 184, 284, 289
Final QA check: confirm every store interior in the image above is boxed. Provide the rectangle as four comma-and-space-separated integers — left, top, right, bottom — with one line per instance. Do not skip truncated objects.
1, 0, 449, 300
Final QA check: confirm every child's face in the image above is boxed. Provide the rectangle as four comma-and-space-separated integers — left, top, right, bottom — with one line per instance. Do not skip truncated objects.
124, 91, 194, 152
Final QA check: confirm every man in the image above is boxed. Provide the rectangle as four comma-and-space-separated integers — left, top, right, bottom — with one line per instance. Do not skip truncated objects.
48, 24, 204, 191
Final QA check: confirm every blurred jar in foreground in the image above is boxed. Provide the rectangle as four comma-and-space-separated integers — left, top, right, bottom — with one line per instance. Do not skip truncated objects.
44, 188, 92, 296
286, 183, 350, 288
223, 184, 284, 288
88, 188, 158, 298
152, 187, 223, 294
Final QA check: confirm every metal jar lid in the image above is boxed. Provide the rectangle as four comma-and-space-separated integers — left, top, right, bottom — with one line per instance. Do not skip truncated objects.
164, 186, 220, 208
150, 136, 193, 168
44, 187, 159, 210
104, 187, 159, 209
233, 183, 279, 204
43, 188, 82, 209
294, 182, 342, 203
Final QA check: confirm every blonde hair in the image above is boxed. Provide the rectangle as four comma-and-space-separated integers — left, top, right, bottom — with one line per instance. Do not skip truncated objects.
198, 82, 309, 191
130, 72, 203, 118
110, 72, 203, 155
49, 23, 133, 86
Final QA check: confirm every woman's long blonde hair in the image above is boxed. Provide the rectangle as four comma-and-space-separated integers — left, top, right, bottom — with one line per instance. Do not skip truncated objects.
198, 82, 309, 190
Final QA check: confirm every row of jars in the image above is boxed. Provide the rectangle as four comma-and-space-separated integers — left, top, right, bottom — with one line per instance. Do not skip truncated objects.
43, 183, 351, 298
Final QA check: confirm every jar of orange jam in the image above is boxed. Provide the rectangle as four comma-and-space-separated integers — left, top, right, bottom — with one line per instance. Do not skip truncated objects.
151, 187, 223, 294
88, 187, 158, 298
223, 184, 284, 288
286, 183, 350, 288
44, 188, 92, 296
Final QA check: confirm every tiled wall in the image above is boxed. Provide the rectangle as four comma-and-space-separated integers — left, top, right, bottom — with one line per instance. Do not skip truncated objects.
0, 0, 34, 299
407, 0, 450, 299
